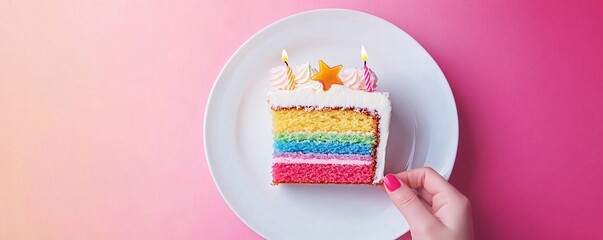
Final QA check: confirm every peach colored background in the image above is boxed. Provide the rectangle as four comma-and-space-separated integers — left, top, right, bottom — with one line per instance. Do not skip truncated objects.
2, 1, 603, 239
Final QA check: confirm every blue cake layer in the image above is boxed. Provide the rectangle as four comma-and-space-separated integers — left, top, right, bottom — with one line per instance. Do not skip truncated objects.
273, 141, 372, 155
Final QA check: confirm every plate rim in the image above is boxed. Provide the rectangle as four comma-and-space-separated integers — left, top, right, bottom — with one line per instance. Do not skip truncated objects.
204, 8, 459, 239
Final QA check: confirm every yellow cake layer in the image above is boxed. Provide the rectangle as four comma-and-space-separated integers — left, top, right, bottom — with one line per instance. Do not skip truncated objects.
272, 108, 377, 133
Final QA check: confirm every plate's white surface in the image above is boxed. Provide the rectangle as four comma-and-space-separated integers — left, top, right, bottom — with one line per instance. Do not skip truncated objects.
204, 9, 458, 240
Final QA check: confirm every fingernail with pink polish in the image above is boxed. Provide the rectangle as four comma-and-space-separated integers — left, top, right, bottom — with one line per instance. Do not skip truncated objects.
383, 174, 401, 192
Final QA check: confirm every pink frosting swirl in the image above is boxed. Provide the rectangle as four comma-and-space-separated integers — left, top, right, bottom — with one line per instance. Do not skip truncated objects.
340, 68, 378, 91
269, 66, 290, 90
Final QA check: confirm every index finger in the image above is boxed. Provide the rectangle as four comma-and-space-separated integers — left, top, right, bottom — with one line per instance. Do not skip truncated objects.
394, 167, 460, 196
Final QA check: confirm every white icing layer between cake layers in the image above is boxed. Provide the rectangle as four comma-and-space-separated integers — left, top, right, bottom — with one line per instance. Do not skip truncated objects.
267, 85, 392, 184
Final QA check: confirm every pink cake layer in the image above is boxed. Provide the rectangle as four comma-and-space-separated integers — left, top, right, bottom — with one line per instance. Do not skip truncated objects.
272, 163, 374, 184
272, 152, 372, 161
273, 157, 370, 165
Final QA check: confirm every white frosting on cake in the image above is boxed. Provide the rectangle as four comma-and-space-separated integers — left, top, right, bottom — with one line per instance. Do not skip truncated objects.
294, 63, 321, 90
273, 157, 372, 166
269, 63, 322, 90
267, 85, 392, 184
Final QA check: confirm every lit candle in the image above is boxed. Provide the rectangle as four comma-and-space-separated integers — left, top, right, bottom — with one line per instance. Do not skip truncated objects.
361, 45, 375, 92
282, 49, 296, 90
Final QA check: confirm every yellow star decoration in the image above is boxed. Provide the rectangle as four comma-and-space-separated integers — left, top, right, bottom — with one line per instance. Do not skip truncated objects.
311, 60, 344, 91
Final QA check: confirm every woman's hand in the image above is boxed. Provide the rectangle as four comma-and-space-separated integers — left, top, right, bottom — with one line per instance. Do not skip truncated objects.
383, 167, 474, 240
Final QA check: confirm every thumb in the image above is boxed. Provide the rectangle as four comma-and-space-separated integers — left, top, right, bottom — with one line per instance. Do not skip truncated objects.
383, 173, 438, 228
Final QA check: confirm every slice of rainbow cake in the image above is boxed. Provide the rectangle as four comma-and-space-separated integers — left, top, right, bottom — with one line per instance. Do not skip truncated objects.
267, 57, 391, 185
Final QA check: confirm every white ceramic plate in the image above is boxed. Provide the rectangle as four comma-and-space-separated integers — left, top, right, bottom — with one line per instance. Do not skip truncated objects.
204, 9, 458, 240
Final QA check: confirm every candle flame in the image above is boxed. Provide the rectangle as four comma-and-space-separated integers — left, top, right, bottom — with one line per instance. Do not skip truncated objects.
361, 45, 368, 61
282, 49, 288, 62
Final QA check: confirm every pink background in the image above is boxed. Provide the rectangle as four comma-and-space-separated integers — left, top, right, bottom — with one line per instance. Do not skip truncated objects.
1, 1, 602, 239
